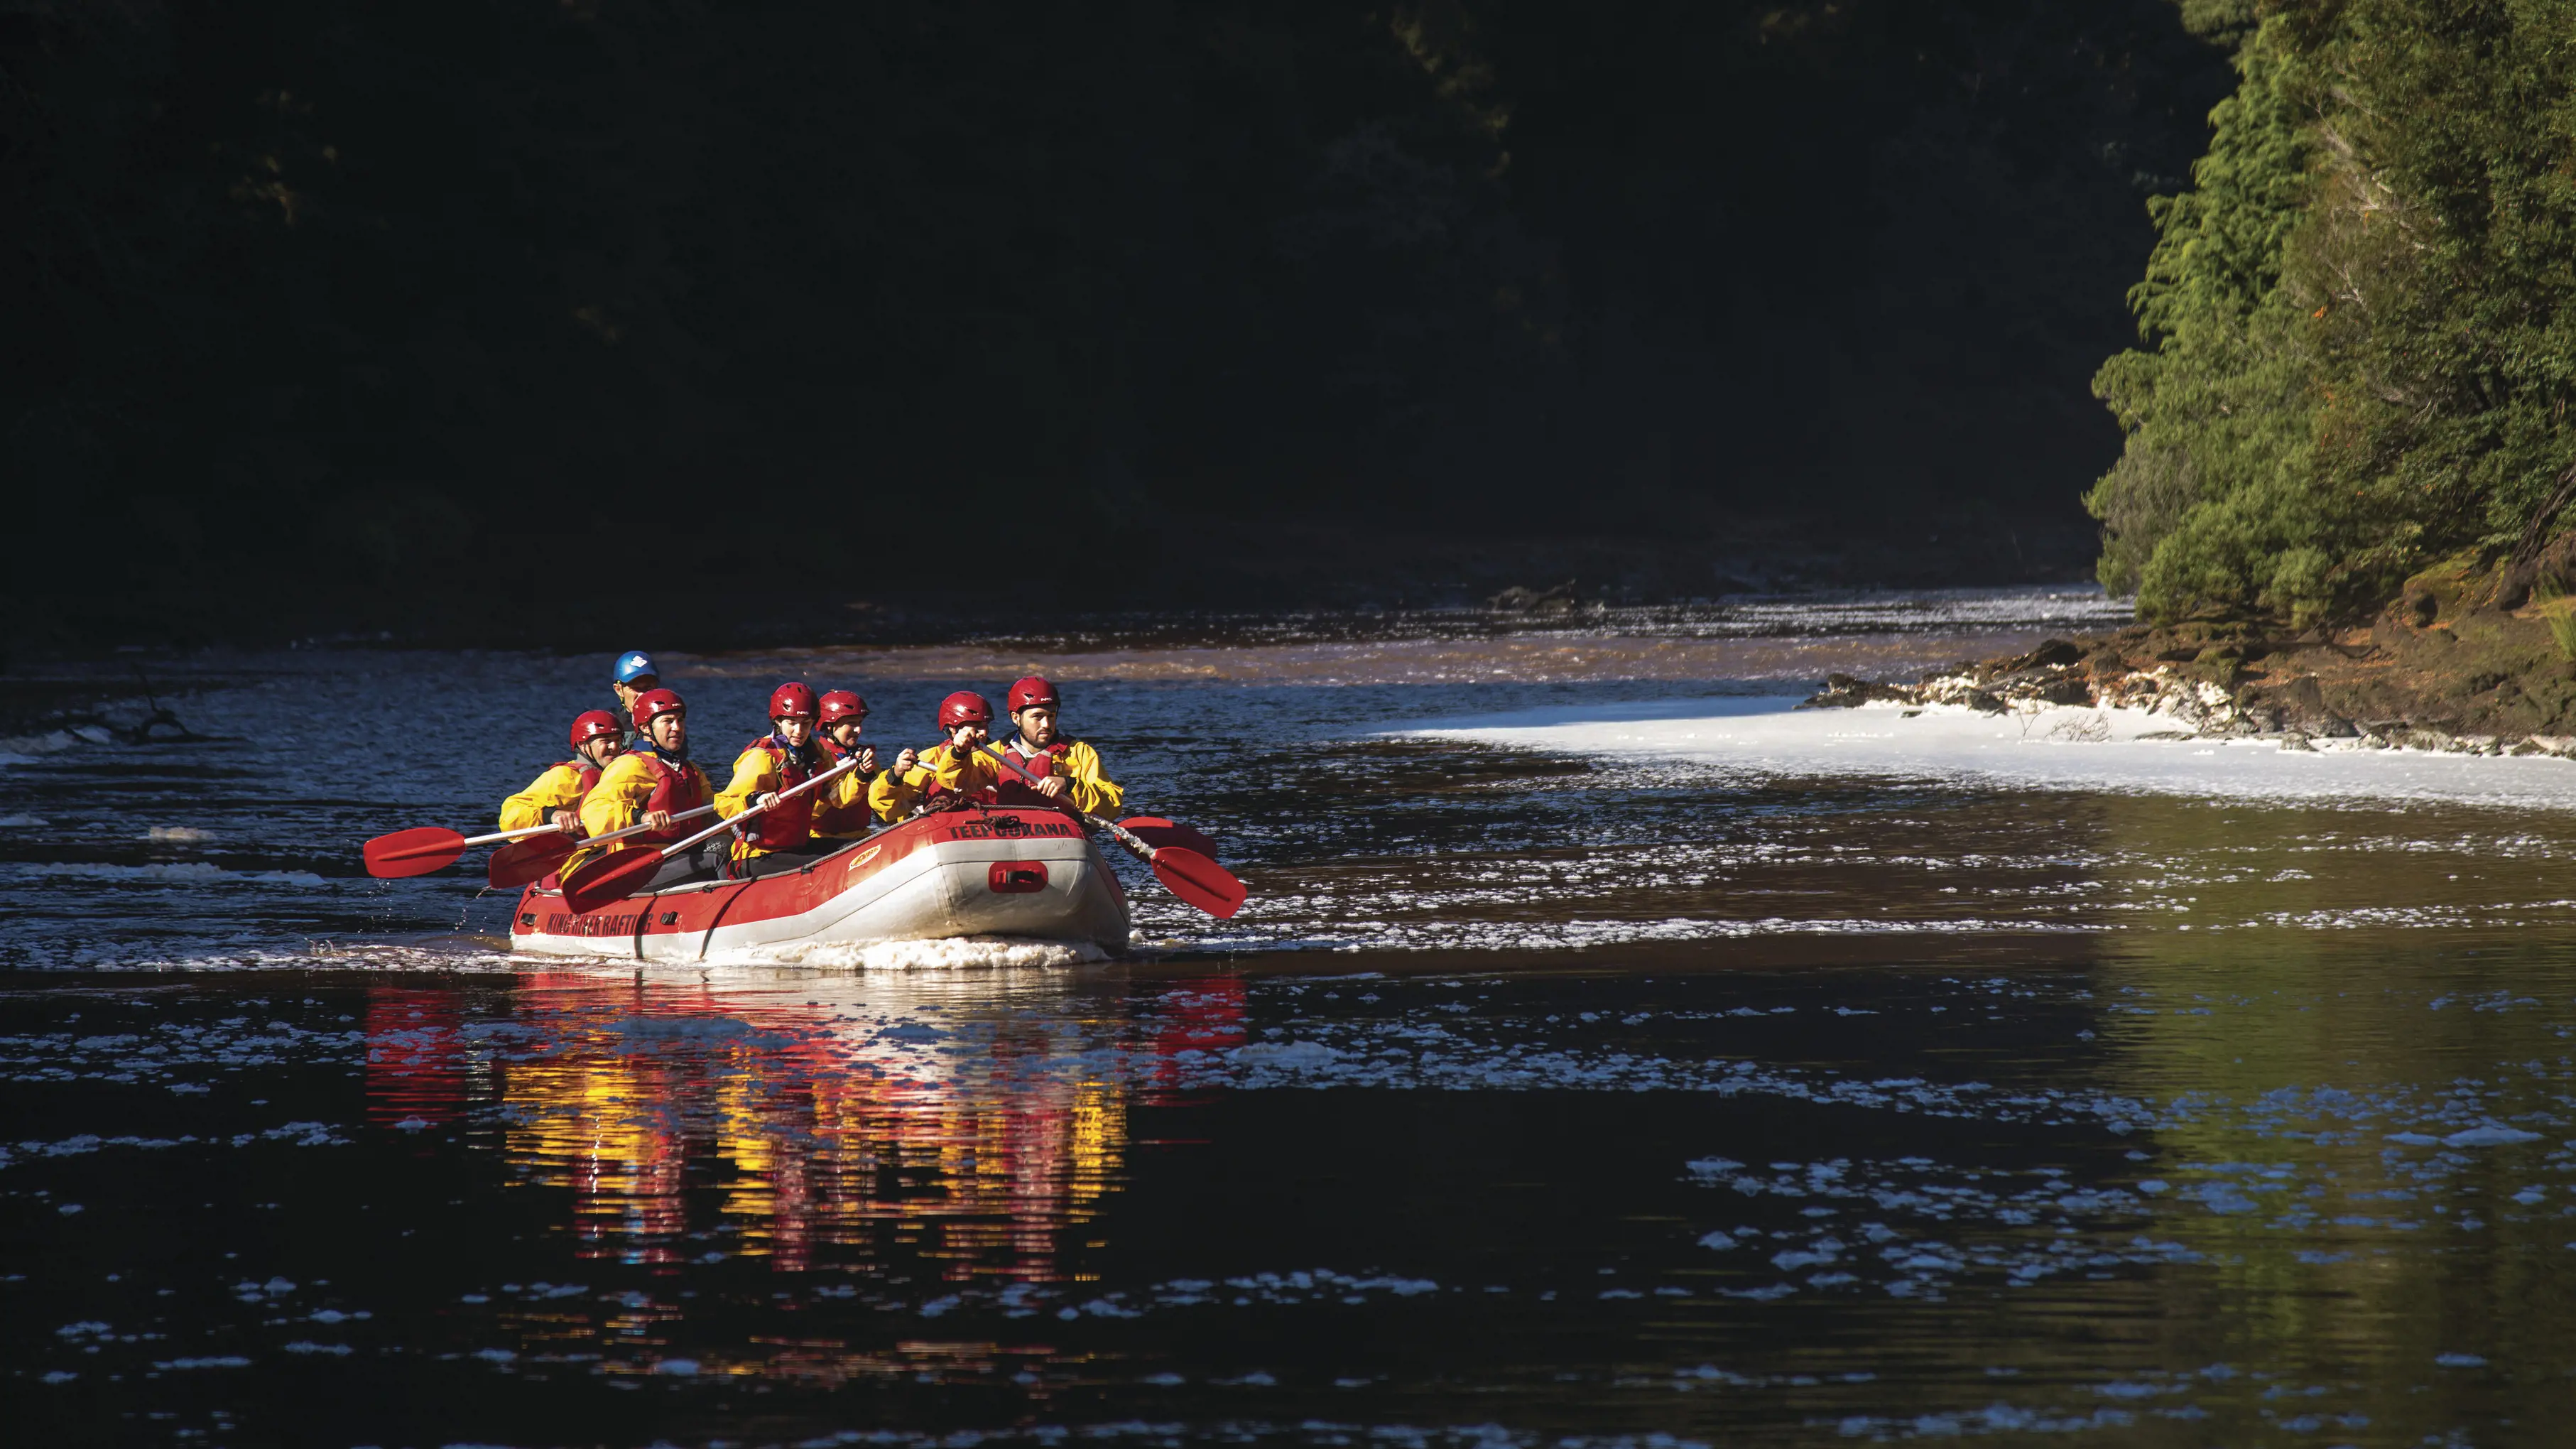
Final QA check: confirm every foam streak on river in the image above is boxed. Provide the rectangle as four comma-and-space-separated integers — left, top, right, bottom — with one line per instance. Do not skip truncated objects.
6, 587, 2576, 1447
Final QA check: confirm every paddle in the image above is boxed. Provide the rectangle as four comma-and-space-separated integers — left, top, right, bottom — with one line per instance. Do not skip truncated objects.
485, 833, 577, 889
484, 804, 719, 889
364, 821, 570, 879
558, 756, 859, 915
981, 746, 1246, 919
1116, 816, 1222, 859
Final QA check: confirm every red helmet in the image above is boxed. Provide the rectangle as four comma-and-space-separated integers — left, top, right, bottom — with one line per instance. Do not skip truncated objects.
768, 681, 820, 721
1006, 675, 1061, 714
631, 688, 686, 729
938, 691, 994, 729
569, 710, 624, 750
818, 690, 868, 725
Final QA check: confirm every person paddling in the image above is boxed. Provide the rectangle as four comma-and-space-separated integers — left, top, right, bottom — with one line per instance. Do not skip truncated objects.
499, 710, 626, 836
610, 650, 661, 725
869, 691, 1004, 822
810, 690, 881, 840
714, 683, 842, 877
993, 675, 1123, 815
566, 688, 719, 890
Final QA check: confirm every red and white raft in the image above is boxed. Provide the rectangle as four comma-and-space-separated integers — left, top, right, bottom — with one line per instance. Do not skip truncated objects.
509, 805, 1129, 960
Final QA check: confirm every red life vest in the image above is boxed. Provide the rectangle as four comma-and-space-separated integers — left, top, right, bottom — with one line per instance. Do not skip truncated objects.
737, 734, 825, 852
994, 739, 1072, 806
631, 751, 710, 847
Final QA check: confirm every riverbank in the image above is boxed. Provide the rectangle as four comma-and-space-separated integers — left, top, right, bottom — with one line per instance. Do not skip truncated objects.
1802, 554, 2576, 755
1, 514, 2097, 660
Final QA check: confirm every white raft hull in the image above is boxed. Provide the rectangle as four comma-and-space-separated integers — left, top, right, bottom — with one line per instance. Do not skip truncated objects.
509, 805, 1129, 961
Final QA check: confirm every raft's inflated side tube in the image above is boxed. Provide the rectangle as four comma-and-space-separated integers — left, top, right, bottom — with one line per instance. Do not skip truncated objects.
509, 807, 1130, 960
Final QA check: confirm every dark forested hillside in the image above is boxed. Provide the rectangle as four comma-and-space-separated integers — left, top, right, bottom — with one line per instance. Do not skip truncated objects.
2092, 0, 2576, 628
3, 1, 2229, 646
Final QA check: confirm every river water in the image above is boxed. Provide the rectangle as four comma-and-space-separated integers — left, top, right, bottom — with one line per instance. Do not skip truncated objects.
8, 587, 2576, 1447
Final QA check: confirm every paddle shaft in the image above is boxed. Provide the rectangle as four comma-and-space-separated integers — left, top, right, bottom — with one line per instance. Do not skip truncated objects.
978, 744, 1156, 859
580, 802, 716, 852
368, 820, 569, 861
465, 822, 577, 848
977, 742, 1244, 918
639, 755, 859, 862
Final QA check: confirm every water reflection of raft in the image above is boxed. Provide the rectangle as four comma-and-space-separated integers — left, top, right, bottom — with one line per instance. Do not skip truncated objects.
509, 805, 1129, 960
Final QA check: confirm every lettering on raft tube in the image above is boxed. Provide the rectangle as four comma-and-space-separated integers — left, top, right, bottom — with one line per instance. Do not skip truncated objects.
545, 912, 641, 936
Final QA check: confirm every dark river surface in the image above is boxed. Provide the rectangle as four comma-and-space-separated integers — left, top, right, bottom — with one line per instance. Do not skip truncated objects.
9, 589, 2576, 1448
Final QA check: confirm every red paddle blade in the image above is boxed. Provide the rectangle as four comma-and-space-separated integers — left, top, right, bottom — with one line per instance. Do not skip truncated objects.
362, 826, 468, 879
1148, 845, 1247, 920
1119, 816, 1222, 859
560, 848, 665, 916
487, 832, 577, 889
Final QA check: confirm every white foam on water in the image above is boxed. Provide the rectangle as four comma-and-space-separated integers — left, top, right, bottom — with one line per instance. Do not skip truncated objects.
0, 729, 92, 759
3, 862, 328, 886
1404, 696, 2576, 807
731, 935, 1106, 972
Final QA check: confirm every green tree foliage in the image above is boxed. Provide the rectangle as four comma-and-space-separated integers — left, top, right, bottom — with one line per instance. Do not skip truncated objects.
2091, 0, 2576, 626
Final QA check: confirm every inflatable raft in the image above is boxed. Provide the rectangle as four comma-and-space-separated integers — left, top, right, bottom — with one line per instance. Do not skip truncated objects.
509, 804, 1130, 960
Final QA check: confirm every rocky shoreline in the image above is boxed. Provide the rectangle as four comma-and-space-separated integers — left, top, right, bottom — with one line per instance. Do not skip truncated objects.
1799, 553, 2576, 758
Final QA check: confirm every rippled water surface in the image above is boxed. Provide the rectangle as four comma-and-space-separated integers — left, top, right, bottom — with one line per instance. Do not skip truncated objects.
10, 587, 2576, 1447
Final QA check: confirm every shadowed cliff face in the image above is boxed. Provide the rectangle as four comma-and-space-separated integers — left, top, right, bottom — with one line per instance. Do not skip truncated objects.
1, 1, 2229, 647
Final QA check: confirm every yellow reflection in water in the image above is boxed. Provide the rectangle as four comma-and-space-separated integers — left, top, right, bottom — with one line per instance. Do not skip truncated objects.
489, 969, 1135, 1281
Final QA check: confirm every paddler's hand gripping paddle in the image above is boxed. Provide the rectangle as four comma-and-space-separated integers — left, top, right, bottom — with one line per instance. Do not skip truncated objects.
979, 744, 1246, 919
556, 756, 859, 914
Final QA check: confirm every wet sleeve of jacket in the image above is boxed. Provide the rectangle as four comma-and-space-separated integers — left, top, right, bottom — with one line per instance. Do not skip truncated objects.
930, 743, 1002, 795
714, 746, 779, 821
499, 764, 585, 833
577, 754, 656, 842
812, 766, 874, 836
1058, 741, 1123, 816
867, 767, 922, 823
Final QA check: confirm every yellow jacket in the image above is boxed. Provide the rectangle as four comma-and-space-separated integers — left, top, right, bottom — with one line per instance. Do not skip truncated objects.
866, 769, 921, 824
499, 761, 594, 833
811, 748, 876, 839
565, 749, 713, 878
867, 742, 1001, 823
996, 737, 1123, 815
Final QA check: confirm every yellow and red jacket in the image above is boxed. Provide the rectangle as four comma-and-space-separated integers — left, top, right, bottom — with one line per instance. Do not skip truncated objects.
566, 746, 712, 879
993, 735, 1122, 816
499, 759, 601, 834
867, 741, 1003, 823
811, 739, 878, 839
714, 734, 835, 859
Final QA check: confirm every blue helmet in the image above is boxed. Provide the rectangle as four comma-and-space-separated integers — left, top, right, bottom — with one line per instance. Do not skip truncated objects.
612, 651, 660, 687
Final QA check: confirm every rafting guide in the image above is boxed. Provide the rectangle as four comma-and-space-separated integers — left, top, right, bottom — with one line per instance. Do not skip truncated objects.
359, 656, 1244, 955
609, 649, 661, 724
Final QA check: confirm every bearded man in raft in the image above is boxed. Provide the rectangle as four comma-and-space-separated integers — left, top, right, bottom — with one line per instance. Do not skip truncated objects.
992, 675, 1121, 815
712, 683, 842, 877
499, 710, 625, 837
565, 687, 721, 890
